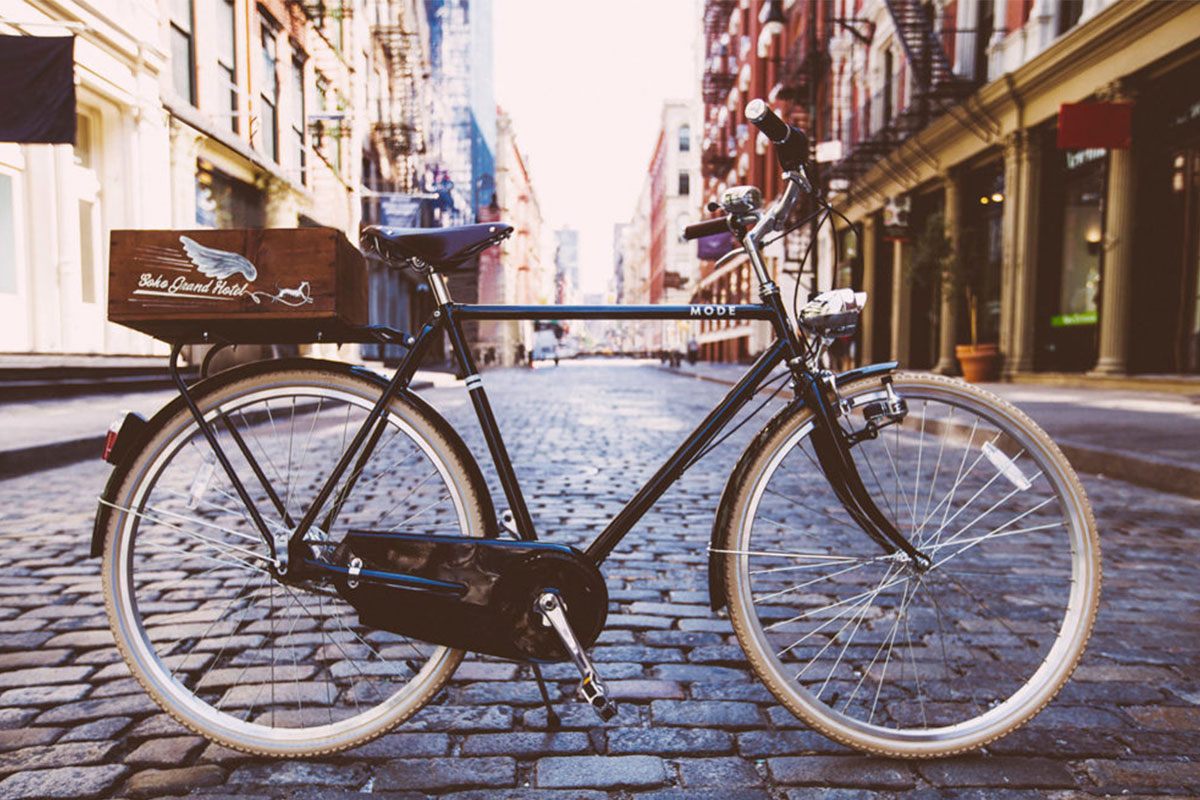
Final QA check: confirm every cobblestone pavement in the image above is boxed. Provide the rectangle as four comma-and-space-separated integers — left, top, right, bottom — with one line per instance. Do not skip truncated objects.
0, 360, 1197, 799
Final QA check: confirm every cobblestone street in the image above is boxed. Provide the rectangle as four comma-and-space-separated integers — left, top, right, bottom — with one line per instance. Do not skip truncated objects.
0, 360, 1197, 799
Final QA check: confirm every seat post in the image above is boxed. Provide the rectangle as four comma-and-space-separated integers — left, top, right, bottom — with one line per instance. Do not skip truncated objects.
427, 270, 453, 306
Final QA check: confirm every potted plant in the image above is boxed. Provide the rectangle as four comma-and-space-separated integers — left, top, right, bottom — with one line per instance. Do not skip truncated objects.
905, 213, 1000, 382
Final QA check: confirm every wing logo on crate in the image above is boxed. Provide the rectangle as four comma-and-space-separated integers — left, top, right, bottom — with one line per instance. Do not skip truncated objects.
180, 236, 259, 281
130, 236, 311, 308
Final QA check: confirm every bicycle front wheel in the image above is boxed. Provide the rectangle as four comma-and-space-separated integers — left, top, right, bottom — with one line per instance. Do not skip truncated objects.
718, 372, 1100, 757
100, 361, 491, 756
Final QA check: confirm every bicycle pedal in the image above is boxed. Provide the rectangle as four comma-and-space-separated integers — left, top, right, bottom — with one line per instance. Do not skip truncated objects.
579, 674, 618, 721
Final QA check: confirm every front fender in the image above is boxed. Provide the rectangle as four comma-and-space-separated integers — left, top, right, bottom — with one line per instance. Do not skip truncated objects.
706, 360, 898, 611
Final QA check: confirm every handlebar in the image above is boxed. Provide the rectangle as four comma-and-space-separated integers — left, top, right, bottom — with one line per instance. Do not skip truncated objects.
681, 217, 730, 241
682, 100, 820, 253
745, 99, 809, 171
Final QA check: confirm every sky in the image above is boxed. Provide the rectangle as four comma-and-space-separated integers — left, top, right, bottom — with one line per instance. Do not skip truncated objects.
492, 0, 701, 296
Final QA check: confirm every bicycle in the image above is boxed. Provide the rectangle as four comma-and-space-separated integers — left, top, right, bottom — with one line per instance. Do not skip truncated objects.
93, 100, 1100, 759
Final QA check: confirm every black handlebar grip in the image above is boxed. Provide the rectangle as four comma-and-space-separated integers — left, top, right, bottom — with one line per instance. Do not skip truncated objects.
746, 98, 789, 143
682, 217, 730, 241
745, 99, 809, 170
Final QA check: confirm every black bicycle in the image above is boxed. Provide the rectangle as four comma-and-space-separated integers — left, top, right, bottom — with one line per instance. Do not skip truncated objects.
93, 100, 1100, 759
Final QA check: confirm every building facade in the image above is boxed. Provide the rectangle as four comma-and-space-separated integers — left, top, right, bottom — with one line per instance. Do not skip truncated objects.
484, 107, 545, 366
693, 0, 833, 362
1, 3, 171, 356
829, 0, 1200, 378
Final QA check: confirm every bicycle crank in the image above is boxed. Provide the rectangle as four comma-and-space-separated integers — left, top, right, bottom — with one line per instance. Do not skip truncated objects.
535, 591, 618, 721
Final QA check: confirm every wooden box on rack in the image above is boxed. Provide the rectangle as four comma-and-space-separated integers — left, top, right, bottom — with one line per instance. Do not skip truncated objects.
107, 228, 368, 343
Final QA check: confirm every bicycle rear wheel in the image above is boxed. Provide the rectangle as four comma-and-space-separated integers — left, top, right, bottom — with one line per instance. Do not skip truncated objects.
100, 361, 491, 756
718, 372, 1100, 757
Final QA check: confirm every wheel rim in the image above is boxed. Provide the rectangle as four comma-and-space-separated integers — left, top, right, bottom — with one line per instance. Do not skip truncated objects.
729, 378, 1097, 753
108, 380, 474, 753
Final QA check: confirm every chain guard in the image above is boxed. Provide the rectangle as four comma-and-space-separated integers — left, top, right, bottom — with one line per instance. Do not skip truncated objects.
328, 532, 607, 662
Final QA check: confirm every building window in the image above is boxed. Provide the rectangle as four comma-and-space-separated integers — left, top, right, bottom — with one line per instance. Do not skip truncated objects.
218, 0, 238, 133
678, 171, 690, 196
1057, 0, 1084, 34
73, 114, 91, 169
974, 0, 994, 83
1057, 153, 1104, 324
73, 112, 101, 304
679, 124, 690, 152
260, 26, 279, 162
0, 173, 14, 294
170, 0, 196, 105
291, 57, 306, 185
79, 199, 96, 303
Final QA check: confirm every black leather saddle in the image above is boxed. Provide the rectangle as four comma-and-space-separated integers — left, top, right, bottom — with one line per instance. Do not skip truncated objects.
361, 223, 513, 268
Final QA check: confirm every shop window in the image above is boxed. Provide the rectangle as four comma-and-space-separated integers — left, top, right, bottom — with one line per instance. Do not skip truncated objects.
170, 0, 196, 105
964, 163, 1005, 344
1056, 152, 1104, 327
218, 0, 238, 133
0, 174, 14, 294
197, 160, 266, 229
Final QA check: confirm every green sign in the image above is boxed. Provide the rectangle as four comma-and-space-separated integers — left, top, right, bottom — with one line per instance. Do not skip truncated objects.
1051, 311, 1098, 327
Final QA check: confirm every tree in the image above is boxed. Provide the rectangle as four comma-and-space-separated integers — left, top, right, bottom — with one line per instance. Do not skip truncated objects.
905, 213, 990, 346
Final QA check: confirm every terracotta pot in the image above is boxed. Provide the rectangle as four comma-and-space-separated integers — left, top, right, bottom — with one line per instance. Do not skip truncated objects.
955, 343, 1001, 383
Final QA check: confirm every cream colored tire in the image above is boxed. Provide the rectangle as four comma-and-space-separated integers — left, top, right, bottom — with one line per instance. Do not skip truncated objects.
101, 362, 490, 756
718, 372, 1100, 758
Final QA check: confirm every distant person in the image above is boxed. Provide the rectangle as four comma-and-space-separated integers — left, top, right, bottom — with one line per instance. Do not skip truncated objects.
687, 338, 699, 365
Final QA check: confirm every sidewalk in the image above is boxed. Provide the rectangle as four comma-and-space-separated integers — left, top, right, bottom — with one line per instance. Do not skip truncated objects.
659, 360, 1200, 499
0, 363, 443, 479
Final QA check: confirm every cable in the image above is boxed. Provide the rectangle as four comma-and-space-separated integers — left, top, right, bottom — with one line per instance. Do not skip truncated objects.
681, 370, 793, 472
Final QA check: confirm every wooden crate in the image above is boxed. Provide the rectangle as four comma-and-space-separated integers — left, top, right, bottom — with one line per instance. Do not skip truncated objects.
108, 228, 368, 343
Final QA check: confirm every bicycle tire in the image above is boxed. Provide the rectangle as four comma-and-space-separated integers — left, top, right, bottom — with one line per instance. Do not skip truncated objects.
717, 372, 1100, 758
100, 360, 492, 757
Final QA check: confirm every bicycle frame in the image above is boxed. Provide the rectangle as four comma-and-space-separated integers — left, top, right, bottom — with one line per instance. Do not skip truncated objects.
273, 298, 799, 569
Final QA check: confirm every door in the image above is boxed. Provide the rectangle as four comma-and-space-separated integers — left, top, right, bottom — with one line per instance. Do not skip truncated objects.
1175, 147, 1200, 372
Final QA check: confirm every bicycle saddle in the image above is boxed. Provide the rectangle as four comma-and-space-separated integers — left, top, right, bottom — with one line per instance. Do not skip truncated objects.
361, 223, 513, 268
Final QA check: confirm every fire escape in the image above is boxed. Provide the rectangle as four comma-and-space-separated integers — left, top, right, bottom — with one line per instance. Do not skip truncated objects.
372, 0, 426, 193
700, 0, 738, 181
834, 0, 976, 182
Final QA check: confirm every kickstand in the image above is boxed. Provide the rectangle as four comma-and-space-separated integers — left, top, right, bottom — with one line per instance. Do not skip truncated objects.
530, 662, 560, 729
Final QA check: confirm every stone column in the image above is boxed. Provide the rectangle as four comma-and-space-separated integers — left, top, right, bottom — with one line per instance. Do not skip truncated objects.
168, 119, 202, 228
860, 214, 878, 364
1007, 128, 1043, 376
934, 170, 962, 375
264, 176, 299, 228
890, 239, 911, 365
1092, 83, 1138, 375
998, 130, 1023, 373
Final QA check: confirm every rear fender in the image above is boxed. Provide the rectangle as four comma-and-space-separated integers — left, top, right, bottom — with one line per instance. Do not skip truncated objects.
706, 361, 898, 610
90, 358, 495, 558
